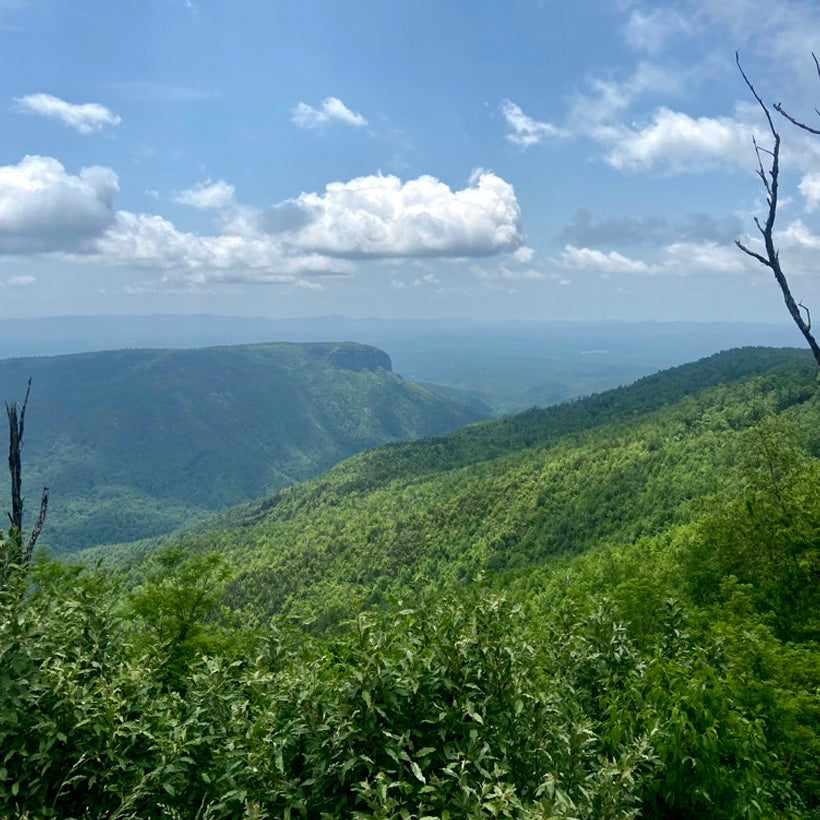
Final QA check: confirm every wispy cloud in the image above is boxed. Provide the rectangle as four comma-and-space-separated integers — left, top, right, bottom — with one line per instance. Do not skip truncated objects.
555, 241, 756, 277
799, 173, 820, 212
291, 97, 368, 130
623, 8, 695, 53
500, 100, 565, 147
4, 275, 35, 287
662, 240, 750, 274
174, 179, 236, 209
558, 244, 653, 274
15, 93, 121, 134
559, 209, 742, 247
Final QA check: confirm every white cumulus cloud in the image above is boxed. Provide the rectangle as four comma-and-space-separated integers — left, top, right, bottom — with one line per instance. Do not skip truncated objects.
603, 100, 820, 175
512, 245, 535, 263
275, 170, 523, 258
92, 210, 352, 281
605, 107, 750, 172
0, 155, 118, 252
15, 93, 121, 134
174, 179, 236, 209
776, 219, 820, 251
291, 97, 368, 130
662, 240, 750, 274
799, 173, 820, 212
500, 100, 565, 147
0, 155, 524, 287
558, 244, 652, 274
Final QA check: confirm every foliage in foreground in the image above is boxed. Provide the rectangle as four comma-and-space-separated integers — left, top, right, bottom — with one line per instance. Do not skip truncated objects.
2, 347, 819, 818
1, 537, 816, 819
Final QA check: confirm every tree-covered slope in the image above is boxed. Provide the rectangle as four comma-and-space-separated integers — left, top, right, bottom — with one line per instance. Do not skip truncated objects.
0, 342, 486, 553
94, 347, 818, 623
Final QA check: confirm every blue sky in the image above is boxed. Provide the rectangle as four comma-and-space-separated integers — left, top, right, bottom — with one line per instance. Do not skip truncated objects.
2, 0, 820, 321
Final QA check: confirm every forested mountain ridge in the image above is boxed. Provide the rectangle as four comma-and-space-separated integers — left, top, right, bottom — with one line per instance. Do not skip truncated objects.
0, 341, 486, 553
1, 315, 803, 413
89, 346, 818, 621
5, 345, 819, 818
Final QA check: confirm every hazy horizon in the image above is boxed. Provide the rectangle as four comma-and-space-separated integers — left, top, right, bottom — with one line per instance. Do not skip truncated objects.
1, 315, 805, 413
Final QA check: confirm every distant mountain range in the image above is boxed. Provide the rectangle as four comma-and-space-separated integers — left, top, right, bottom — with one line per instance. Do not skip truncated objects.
0, 315, 804, 412
0, 341, 485, 553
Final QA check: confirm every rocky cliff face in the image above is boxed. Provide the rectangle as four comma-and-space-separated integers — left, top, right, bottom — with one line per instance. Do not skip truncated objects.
304, 342, 392, 372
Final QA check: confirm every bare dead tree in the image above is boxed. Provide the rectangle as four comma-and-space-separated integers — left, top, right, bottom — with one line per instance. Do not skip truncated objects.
735, 52, 820, 367
5, 378, 48, 565
6, 379, 29, 534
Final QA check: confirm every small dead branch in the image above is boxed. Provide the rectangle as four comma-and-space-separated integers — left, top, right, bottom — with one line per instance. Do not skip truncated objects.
773, 53, 820, 135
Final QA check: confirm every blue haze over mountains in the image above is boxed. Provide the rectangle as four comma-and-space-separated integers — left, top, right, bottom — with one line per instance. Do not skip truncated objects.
0, 315, 804, 412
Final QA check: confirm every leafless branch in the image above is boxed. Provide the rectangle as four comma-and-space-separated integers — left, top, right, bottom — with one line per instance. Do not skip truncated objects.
773, 54, 820, 135
799, 302, 812, 331
736, 240, 772, 268
752, 138, 774, 197
773, 103, 820, 135
736, 53, 820, 367
737, 52, 777, 137
24, 486, 48, 564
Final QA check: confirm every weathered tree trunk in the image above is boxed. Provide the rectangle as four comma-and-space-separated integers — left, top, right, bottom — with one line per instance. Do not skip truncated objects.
6, 378, 28, 534
5, 378, 48, 565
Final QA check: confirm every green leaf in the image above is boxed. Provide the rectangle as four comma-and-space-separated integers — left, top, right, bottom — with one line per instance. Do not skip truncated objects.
410, 760, 426, 784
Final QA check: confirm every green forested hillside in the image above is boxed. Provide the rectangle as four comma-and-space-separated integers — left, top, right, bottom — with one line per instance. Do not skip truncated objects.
3, 346, 819, 819
0, 342, 486, 553
91, 346, 818, 621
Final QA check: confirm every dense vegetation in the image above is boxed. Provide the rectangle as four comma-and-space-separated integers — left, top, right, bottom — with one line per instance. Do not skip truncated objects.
1, 345, 818, 818
0, 342, 484, 553
86, 346, 818, 621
